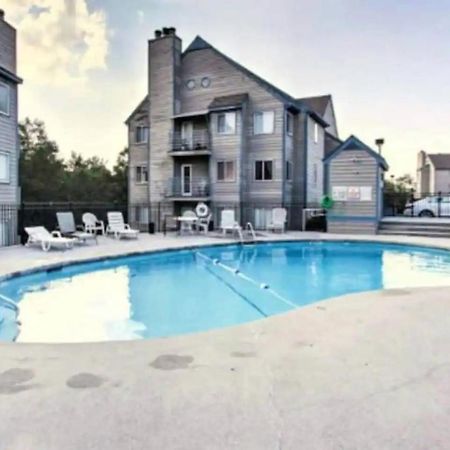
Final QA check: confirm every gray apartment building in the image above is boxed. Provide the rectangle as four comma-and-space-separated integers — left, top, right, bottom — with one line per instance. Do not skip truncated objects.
126, 28, 340, 229
0, 10, 22, 246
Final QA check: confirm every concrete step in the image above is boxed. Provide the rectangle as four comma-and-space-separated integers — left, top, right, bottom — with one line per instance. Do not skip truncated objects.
378, 229, 450, 238
379, 225, 450, 233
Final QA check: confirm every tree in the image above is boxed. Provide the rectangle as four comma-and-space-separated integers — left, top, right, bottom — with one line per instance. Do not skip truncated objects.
384, 173, 415, 215
19, 118, 67, 201
19, 118, 129, 203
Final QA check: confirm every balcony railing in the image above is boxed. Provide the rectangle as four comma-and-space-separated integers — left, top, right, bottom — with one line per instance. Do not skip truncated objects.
170, 130, 209, 153
165, 177, 210, 198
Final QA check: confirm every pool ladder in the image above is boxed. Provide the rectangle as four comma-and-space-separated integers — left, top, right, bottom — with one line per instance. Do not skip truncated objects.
237, 222, 257, 244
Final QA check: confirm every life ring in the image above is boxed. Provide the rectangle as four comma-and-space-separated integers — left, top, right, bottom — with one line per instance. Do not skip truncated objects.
195, 202, 209, 218
321, 195, 334, 209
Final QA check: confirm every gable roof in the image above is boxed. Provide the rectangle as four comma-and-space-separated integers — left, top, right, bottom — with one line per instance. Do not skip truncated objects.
323, 135, 389, 170
428, 154, 450, 170
125, 95, 148, 124
183, 36, 328, 127
209, 93, 249, 111
297, 95, 331, 117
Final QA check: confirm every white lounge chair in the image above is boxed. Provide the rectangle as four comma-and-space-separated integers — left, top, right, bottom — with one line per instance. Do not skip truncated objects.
57, 212, 97, 244
25, 226, 75, 252
106, 212, 139, 239
267, 208, 287, 233
82, 212, 105, 235
220, 210, 242, 236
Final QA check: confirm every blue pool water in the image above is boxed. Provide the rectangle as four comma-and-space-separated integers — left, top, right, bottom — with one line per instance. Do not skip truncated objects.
1, 241, 450, 343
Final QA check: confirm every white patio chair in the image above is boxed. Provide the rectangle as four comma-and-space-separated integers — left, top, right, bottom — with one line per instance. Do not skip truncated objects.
179, 210, 197, 234
197, 214, 212, 235
220, 210, 241, 236
267, 208, 287, 233
24, 226, 75, 252
106, 212, 139, 239
57, 212, 97, 245
82, 212, 105, 235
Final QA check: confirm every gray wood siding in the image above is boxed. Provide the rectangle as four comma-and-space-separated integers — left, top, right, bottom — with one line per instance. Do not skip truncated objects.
328, 221, 377, 235
0, 79, 18, 204
128, 101, 149, 205
0, 20, 16, 73
181, 48, 284, 203
292, 112, 306, 203
328, 150, 378, 217
323, 102, 338, 138
210, 110, 241, 202
306, 117, 325, 206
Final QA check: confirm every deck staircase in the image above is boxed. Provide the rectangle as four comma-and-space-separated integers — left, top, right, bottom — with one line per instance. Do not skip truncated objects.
379, 218, 450, 238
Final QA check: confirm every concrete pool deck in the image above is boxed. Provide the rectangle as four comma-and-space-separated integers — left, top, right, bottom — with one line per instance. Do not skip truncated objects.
0, 232, 450, 449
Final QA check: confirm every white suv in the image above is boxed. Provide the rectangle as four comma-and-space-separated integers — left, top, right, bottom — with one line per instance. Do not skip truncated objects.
404, 195, 450, 217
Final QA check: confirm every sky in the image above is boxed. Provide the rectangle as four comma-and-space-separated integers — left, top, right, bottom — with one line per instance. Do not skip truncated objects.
2, 0, 450, 177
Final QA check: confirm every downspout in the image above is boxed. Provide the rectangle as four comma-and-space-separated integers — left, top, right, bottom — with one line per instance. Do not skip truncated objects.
303, 113, 308, 209
281, 106, 286, 207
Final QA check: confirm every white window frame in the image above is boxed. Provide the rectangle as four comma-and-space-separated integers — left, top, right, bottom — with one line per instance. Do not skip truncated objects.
0, 82, 10, 116
135, 125, 149, 144
254, 160, 274, 181
313, 122, 319, 144
253, 111, 275, 135
135, 165, 148, 184
286, 112, 294, 136
0, 151, 10, 184
217, 160, 236, 182
217, 112, 236, 135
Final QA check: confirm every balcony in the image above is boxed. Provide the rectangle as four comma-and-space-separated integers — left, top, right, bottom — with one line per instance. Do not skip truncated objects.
165, 177, 210, 200
169, 130, 211, 156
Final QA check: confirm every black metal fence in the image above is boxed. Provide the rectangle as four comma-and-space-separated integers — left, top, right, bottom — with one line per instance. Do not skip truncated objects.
383, 191, 450, 218
0, 201, 327, 247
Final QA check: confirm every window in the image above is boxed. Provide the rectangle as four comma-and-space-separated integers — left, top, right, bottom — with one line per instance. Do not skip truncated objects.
0, 83, 9, 116
0, 152, 10, 183
135, 165, 148, 184
286, 160, 292, 181
254, 111, 274, 134
217, 112, 236, 134
186, 79, 196, 90
314, 123, 319, 143
313, 163, 318, 186
201, 77, 211, 88
255, 160, 273, 181
286, 113, 294, 136
135, 126, 149, 144
217, 161, 235, 182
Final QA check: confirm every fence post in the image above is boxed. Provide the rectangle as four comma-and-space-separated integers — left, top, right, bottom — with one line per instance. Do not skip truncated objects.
438, 191, 442, 217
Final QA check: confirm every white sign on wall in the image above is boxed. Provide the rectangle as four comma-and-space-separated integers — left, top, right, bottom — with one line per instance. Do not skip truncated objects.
331, 186, 373, 202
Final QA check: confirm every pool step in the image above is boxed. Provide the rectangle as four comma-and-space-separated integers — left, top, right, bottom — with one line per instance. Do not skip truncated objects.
379, 220, 450, 238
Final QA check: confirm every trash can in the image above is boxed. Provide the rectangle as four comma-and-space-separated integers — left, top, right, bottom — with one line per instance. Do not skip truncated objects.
148, 222, 155, 234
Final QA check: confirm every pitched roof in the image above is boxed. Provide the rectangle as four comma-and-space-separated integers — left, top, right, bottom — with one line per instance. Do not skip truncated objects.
323, 135, 389, 170
183, 36, 328, 127
428, 154, 450, 170
209, 93, 249, 111
297, 95, 331, 117
124, 95, 148, 124
0, 66, 22, 84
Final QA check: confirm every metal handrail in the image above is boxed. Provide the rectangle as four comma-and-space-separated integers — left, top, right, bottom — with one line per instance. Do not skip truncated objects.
0, 293, 19, 313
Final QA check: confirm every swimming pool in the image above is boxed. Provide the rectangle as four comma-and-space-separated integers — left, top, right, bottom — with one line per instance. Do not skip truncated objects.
1, 241, 450, 343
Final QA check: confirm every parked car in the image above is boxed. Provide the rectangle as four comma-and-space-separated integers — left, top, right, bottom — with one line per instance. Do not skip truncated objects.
403, 195, 450, 217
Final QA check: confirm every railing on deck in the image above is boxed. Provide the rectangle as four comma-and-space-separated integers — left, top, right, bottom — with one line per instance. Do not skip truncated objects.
170, 130, 209, 152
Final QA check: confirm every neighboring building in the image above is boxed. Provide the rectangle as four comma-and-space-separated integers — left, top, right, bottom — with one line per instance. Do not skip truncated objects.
0, 9, 22, 246
125, 28, 346, 229
417, 150, 450, 196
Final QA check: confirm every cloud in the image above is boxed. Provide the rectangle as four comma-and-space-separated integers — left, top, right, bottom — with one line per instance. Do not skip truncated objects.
137, 9, 144, 24
2, 0, 109, 85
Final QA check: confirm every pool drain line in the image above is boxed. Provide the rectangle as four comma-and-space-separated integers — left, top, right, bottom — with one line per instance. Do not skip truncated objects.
194, 252, 297, 310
